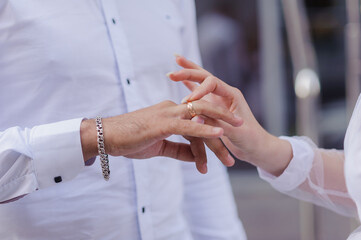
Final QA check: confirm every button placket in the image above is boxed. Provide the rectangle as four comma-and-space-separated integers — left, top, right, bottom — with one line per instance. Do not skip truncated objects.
101, 4, 138, 110
100, 1, 153, 239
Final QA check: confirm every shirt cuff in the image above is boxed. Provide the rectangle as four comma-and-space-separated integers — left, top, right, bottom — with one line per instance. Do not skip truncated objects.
257, 136, 314, 192
29, 118, 85, 189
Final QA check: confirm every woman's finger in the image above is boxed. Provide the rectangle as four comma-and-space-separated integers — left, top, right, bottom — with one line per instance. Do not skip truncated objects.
202, 116, 242, 140
165, 119, 224, 138
175, 55, 205, 71
189, 76, 236, 102
168, 69, 209, 83
203, 138, 235, 167
182, 80, 198, 92
168, 70, 236, 102
220, 137, 245, 160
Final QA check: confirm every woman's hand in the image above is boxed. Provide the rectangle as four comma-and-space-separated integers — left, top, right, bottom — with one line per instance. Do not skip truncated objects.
168, 56, 293, 176
80, 99, 242, 174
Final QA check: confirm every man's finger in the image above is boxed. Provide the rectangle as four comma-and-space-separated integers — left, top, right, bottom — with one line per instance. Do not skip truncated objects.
159, 140, 195, 162
185, 136, 207, 174
174, 100, 243, 127
165, 119, 224, 138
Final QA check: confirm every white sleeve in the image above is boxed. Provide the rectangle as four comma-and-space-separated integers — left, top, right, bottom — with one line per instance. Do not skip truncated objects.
0, 118, 85, 202
258, 136, 357, 218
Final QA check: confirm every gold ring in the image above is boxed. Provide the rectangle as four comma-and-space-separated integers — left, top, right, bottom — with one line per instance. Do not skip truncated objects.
187, 102, 197, 118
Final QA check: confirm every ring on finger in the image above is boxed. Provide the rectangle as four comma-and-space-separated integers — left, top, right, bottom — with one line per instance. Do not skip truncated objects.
187, 102, 197, 118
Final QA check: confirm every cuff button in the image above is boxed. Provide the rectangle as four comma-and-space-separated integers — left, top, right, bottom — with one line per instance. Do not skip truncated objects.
54, 176, 62, 183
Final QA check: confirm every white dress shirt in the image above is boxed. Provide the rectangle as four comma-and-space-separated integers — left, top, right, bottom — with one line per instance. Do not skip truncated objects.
258, 94, 361, 239
0, 1, 246, 239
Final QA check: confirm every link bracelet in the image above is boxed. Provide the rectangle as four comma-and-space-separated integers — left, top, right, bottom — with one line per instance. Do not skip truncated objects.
96, 116, 110, 181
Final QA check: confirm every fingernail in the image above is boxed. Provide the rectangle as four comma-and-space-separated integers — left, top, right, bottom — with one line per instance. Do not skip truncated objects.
234, 114, 242, 120
174, 53, 181, 58
212, 127, 223, 134
202, 163, 208, 174
192, 116, 205, 124
227, 154, 235, 166
234, 114, 243, 124
181, 94, 191, 104
166, 72, 173, 78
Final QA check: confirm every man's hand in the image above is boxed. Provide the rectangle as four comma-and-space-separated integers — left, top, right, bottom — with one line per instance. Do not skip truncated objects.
80, 100, 243, 174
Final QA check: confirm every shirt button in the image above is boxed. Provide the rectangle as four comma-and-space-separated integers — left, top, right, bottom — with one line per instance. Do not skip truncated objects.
112, 18, 116, 24
142, 207, 146, 213
126, 78, 131, 85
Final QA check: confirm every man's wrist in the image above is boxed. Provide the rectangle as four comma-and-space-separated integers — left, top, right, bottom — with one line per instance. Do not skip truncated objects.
80, 119, 98, 162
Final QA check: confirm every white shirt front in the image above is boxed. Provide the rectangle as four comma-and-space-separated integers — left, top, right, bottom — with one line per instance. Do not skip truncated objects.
0, 1, 246, 239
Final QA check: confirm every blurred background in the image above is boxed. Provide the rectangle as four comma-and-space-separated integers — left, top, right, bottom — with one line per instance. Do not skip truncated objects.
195, 0, 360, 239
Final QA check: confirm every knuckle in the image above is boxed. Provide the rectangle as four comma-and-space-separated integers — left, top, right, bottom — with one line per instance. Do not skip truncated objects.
161, 100, 176, 107
179, 69, 192, 79
204, 76, 213, 84
186, 71, 193, 80
163, 121, 175, 135
212, 105, 227, 118
168, 120, 186, 134
209, 76, 218, 83
177, 69, 186, 76
233, 87, 243, 96
219, 106, 228, 115
167, 120, 177, 132
193, 102, 203, 115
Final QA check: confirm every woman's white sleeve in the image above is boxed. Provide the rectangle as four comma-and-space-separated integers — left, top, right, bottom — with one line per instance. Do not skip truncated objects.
258, 136, 357, 218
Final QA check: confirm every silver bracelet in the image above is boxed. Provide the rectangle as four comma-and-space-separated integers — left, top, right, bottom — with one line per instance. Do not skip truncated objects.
96, 116, 110, 181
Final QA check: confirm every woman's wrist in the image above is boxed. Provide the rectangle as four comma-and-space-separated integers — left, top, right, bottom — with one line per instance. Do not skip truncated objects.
249, 132, 293, 177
